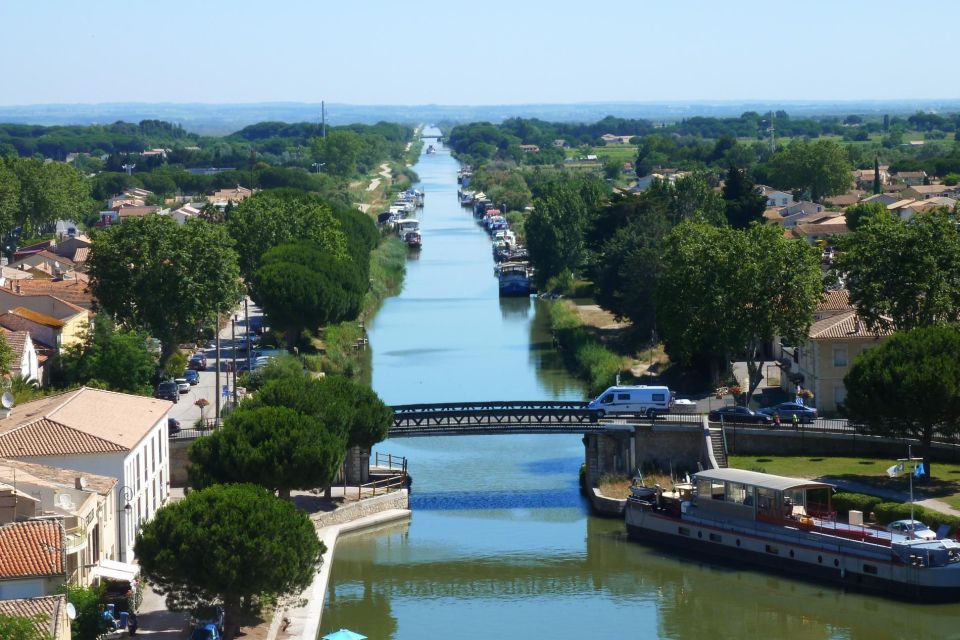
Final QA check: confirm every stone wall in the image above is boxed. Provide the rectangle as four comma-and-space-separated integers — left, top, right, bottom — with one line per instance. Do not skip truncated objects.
312, 489, 409, 528
632, 424, 706, 473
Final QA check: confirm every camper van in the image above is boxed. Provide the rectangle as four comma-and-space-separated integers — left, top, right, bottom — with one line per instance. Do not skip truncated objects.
588, 385, 673, 418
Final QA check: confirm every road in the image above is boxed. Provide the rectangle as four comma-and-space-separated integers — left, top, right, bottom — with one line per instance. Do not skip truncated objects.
168, 298, 264, 427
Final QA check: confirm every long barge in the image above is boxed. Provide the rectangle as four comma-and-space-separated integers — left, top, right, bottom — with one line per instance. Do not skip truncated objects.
625, 468, 960, 601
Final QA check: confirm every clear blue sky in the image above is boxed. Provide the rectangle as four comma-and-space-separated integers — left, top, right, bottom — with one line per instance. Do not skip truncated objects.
2, 0, 957, 105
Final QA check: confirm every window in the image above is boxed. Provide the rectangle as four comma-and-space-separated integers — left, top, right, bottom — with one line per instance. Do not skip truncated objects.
709, 533, 722, 542
652, 394, 665, 402
151, 439, 156, 472
135, 456, 141, 491
617, 393, 630, 401
833, 347, 848, 367
601, 394, 613, 404
727, 482, 747, 505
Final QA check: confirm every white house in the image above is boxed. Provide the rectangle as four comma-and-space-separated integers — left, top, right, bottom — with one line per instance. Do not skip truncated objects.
758, 185, 795, 208
0, 329, 40, 383
0, 388, 172, 563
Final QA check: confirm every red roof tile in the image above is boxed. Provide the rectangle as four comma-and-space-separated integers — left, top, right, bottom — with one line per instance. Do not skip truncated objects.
0, 418, 127, 457
0, 595, 66, 638
0, 520, 65, 579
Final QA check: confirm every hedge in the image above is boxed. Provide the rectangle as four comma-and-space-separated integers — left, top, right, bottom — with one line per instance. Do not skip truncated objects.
832, 491, 960, 536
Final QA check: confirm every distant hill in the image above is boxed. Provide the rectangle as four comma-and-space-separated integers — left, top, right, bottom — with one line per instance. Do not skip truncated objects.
1, 100, 960, 136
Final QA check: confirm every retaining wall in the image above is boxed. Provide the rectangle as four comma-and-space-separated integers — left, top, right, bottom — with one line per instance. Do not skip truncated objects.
312, 489, 409, 528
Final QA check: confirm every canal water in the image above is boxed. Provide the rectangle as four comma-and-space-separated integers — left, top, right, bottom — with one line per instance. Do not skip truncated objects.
319, 131, 960, 639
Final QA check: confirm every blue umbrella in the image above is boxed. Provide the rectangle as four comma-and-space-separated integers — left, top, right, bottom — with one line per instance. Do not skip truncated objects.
323, 630, 367, 640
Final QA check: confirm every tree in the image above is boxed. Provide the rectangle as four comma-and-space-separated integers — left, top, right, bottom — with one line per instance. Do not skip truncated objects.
188, 406, 346, 499
88, 216, 242, 365
0, 161, 20, 240
769, 139, 853, 202
0, 331, 13, 377
0, 614, 53, 640
656, 221, 822, 391
845, 326, 960, 482
873, 155, 882, 195
311, 130, 363, 178
721, 165, 767, 229
834, 209, 960, 333
58, 584, 109, 640
315, 376, 393, 450
226, 190, 347, 280
135, 483, 323, 639
843, 201, 889, 231
55, 315, 157, 394
13, 159, 90, 235
251, 241, 366, 348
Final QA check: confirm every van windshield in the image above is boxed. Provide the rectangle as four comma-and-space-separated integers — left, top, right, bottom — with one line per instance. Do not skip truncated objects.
601, 394, 614, 404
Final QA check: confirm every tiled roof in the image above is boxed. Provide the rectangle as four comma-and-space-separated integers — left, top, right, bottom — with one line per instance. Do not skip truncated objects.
817, 289, 851, 312
71, 247, 90, 263
0, 418, 127, 457
15, 279, 94, 310
10, 307, 66, 328
809, 310, 892, 339
0, 457, 116, 494
0, 387, 171, 455
0, 520, 65, 579
0, 595, 66, 637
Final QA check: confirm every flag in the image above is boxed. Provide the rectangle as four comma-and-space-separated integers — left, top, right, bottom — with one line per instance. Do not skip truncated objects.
886, 463, 903, 478
915, 463, 925, 478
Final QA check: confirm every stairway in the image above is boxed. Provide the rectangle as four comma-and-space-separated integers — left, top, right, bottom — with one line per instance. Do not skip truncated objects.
709, 428, 729, 468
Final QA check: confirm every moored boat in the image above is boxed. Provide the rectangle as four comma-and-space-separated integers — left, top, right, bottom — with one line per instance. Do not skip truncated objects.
404, 230, 422, 249
625, 467, 960, 601
498, 262, 533, 297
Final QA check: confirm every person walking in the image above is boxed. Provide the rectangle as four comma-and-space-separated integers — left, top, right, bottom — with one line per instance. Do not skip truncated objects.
773, 412, 781, 428
791, 413, 799, 429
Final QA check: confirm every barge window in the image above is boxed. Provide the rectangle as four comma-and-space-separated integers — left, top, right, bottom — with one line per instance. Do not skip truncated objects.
727, 482, 748, 505
709, 533, 722, 542
679, 527, 690, 536
765, 544, 779, 555
863, 564, 878, 575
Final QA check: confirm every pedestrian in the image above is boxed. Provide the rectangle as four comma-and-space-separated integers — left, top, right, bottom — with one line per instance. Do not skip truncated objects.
773, 412, 781, 428
791, 413, 799, 429
127, 612, 138, 636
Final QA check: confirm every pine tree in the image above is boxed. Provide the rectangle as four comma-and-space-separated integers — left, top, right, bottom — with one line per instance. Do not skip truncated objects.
873, 155, 881, 195
721, 165, 767, 229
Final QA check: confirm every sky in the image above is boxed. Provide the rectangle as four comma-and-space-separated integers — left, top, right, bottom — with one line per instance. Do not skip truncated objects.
2, 0, 958, 106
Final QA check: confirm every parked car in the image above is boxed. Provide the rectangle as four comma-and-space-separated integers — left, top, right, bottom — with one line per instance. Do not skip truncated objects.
886, 519, 938, 540
190, 605, 225, 634
184, 370, 200, 385
758, 402, 817, 424
707, 406, 773, 424
188, 354, 207, 370
168, 418, 181, 435
190, 623, 221, 640
155, 381, 179, 403
175, 378, 190, 393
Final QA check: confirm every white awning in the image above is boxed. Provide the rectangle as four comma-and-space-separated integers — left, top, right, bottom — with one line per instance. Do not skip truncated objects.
90, 559, 140, 583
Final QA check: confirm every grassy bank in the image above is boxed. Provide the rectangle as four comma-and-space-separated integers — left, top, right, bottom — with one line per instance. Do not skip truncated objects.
547, 299, 624, 396
315, 237, 407, 381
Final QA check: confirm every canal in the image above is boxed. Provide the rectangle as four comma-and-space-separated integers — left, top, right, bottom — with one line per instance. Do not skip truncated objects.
319, 130, 960, 640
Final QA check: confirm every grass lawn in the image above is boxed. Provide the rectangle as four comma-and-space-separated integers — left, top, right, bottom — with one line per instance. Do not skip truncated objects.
729, 455, 960, 510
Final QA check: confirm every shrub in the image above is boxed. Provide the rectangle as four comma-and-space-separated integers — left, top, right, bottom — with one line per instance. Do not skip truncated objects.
832, 492, 960, 536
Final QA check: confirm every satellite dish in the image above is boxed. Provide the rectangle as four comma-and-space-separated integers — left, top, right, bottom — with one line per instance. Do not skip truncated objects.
66, 603, 77, 620
1, 392, 14, 409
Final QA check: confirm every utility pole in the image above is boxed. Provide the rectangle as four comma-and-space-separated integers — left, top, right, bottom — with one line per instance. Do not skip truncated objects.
768, 111, 775, 153
244, 297, 251, 372
231, 316, 238, 406
214, 313, 221, 420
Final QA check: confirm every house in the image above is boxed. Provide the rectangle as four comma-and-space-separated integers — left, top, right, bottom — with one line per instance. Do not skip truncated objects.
13, 240, 54, 262
7, 251, 75, 280
0, 388, 172, 563
51, 235, 92, 268
758, 185, 794, 207
98, 205, 161, 226
885, 198, 949, 221
783, 310, 892, 414
0, 288, 89, 350
207, 186, 253, 209
632, 171, 690, 192
824, 190, 863, 208
171, 203, 203, 225
0, 328, 40, 383
892, 170, 927, 186
600, 134, 634, 144
0, 595, 71, 639
519, 144, 540, 154
0, 458, 118, 586
552, 139, 567, 148
852, 168, 888, 189
6, 278, 94, 313
772, 201, 828, 228
860, 193, 899, 207
0, 520, 67, 599
902, 184, 958, 200
792, 216, 850, 243
0, 266, 34, 286
105, 195, 143, 210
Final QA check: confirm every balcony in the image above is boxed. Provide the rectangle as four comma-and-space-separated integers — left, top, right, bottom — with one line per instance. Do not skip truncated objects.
64, 526, 87, 554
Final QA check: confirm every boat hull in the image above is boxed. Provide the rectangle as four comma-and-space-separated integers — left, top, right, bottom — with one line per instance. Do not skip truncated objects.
626, 515, 960, 603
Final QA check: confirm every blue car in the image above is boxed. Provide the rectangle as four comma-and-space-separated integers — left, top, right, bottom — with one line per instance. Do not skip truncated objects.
190, 623, 221, 640
758, 403, 818, 424
184, 370, 200, 385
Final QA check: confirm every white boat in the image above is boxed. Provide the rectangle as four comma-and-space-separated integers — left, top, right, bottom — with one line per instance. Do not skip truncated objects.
625, 468, 960, 601
395, 218, 420, 239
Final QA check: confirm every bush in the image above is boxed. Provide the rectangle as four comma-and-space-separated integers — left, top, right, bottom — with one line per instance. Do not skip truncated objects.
548, 300, 622, 396
832, 492, 882, 518
165, 351, 188, 378
832, 492, 960, 536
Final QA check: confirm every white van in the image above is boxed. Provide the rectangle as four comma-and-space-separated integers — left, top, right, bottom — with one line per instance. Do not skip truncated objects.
588, 385, 673, 418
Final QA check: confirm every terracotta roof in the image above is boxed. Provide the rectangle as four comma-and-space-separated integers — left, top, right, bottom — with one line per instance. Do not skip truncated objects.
817, 289, 852, 312
70, 247, 90, 263
10, 307, 66, 328
14, 279, 94, 310
0, 387, 172, 456
809, 310, 892, 339
0, 595, 67, 637
0, 327, 30, 362
0, 520, 65, 579
0, 457, 117, 494
0, 418, 127, 457
34, 250, 75, 267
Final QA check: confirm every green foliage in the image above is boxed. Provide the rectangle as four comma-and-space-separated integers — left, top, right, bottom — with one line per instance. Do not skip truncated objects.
845, 325, 960, 480
5, 157, 91, 236
0, 614, 53, 640
54, 315, 157, 394
88, 216, 242, 364
0, 331, 13, 377
188, 406, 346, 497
656, 222, 822, 389
843, 201, 890, 231
58, 583, 109, 640
135, 483, 323, 639
251, 241, 366, 347
721, 165, 767, 229
311, 130, 363, 178
832, 492, 960, 535
835, 210, 960, 333
548, 301, 622, 395
238, 354, 306, 392
227, 190, 347, 280
0, 160, 20, 239
165, 351, 188, 380
769, 139, 853, 202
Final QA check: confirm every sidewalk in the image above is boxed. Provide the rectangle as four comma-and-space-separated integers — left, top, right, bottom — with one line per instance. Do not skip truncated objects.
820, 476, 960, 517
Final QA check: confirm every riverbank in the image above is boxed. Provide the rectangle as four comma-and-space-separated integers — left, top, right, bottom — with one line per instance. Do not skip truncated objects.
546, 298, 626, 396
